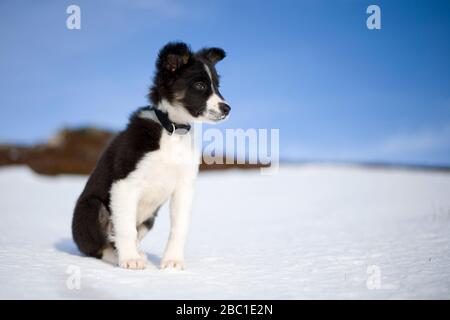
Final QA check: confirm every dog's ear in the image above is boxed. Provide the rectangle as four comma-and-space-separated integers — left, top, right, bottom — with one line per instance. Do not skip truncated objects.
157, 42, 192, 72
197, 47, 226, 65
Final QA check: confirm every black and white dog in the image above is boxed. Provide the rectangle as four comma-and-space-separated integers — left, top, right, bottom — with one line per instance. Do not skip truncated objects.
72, 42, 230, 270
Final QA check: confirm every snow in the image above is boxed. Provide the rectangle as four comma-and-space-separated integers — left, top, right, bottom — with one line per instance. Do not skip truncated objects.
0, 165, 449, 299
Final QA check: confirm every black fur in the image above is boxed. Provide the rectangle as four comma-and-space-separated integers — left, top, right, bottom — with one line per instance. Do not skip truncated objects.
196, 47, 226, 65
142, 213, 158, 230
72, 108, 162, 257
149, 42, 226, 118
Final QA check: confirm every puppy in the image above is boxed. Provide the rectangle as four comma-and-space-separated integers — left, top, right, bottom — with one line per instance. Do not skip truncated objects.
71, 42, 230, 270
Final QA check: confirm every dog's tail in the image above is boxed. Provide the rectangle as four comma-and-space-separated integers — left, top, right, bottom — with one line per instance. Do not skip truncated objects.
72, 197, 110, 259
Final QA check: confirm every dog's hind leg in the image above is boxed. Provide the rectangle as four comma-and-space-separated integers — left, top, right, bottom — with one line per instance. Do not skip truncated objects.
72, 197, 110, 258
101, 245, 118, 265
137, 210, 159, 241
135, 210, 159, 261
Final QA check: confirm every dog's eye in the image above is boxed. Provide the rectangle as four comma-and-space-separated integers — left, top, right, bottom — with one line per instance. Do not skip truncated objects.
193, 82, 207, 91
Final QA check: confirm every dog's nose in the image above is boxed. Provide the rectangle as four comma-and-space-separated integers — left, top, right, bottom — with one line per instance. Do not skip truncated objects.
219, 103, 231, 116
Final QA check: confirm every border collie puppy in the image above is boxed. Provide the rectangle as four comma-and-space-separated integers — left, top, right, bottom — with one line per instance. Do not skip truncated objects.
72, 42, 230, 270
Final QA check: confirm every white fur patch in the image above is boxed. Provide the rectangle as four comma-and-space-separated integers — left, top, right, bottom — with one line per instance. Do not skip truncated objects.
110, 123, 199, 269
139, 109, 158, 121
158, 98, 198, 124
203, 63, 228, 121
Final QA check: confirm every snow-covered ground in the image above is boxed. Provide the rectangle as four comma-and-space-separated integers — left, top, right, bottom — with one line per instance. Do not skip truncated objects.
0, 165, 449, 299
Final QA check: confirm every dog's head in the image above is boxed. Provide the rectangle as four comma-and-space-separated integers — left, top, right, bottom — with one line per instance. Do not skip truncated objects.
149, 42, 230, 123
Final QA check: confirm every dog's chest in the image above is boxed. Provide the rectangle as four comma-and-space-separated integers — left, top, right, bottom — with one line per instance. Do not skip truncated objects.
130, 131, 199, 223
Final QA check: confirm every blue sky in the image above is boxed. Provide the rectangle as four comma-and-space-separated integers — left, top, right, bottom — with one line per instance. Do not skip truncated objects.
0, 0, 449, 165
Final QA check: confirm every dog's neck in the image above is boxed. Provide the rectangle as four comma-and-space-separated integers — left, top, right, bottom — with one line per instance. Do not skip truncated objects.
156, 99, 194, 126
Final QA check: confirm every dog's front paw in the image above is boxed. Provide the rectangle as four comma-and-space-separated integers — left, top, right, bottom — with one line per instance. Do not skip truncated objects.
119, 257, 147, 270
160, 259, 185, 270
